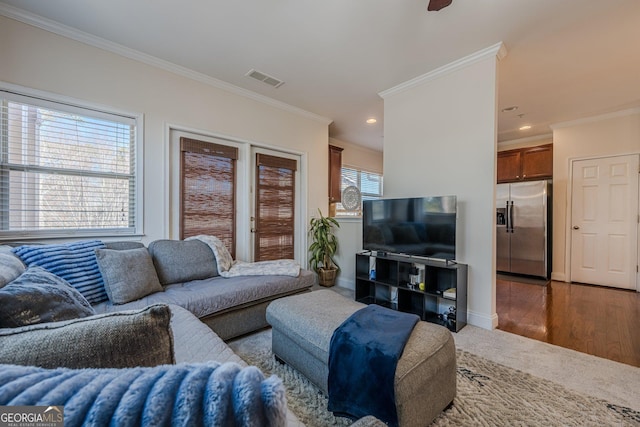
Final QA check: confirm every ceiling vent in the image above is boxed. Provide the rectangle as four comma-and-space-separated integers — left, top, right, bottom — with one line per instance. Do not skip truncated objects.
246, 69, 284, 88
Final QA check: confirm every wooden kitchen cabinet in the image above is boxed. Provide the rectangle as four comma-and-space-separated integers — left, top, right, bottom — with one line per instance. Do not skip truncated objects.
497, 150, 522, 182
497, 144, 552, 183
328, 145, 343, 203
521, 144, 553, 180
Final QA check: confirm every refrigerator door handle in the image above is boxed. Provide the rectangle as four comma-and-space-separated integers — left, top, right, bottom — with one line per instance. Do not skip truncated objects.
505, 201, 510, 231
509, 201, 515, 233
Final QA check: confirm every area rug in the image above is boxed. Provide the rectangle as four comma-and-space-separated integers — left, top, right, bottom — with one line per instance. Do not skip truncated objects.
229, 330, 639, 427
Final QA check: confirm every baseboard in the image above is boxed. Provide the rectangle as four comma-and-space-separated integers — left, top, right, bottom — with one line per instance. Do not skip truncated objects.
551, 272, 566, 282
467, 310, 498, 330
335, 276, 354, 290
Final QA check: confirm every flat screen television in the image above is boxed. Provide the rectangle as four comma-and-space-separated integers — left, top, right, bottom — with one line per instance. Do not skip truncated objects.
362, 196, 457, 260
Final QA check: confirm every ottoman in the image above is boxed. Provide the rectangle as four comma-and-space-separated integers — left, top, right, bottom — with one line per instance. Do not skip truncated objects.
266, 289, 456, 427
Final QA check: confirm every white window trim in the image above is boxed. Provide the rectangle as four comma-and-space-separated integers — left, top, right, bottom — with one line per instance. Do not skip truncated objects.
0, 81, 144, 241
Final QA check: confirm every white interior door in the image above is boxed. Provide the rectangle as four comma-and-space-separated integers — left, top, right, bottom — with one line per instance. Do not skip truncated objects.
570, 154, 639, 289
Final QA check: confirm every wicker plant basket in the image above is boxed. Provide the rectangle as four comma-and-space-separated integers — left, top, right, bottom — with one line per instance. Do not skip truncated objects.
318, 267, 337, 287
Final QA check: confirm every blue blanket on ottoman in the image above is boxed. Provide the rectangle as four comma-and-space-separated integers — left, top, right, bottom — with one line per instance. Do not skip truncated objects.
327, 304, 419, 426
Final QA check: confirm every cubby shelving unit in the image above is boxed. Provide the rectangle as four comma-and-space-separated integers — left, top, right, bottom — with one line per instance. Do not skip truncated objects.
355, 252, 467, 332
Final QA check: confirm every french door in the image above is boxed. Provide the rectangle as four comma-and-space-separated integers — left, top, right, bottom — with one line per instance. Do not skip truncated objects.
252, 148, 300, 262
172, 129, 304, 263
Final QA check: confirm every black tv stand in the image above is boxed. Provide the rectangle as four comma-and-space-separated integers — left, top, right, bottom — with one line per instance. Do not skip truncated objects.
355, 252, 467, 332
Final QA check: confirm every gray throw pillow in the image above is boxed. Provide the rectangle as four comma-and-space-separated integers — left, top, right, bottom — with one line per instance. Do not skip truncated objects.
0, 246, 25, 289
148, 239, 218, 285
0, 304, 175, 369
104, 241, 146, 250
0, 266, 95, 328
95, 247, 163, 305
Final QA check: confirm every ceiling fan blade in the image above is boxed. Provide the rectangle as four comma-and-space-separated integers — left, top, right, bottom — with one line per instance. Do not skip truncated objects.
428, 0, 453, 11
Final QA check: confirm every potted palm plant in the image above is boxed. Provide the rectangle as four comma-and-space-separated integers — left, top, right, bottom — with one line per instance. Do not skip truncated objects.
308, 209, 340, 287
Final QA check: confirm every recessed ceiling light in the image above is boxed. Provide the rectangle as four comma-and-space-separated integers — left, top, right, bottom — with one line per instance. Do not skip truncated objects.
519, 125, 532, 131
501, 106, 519, 113
366, 118, 377, 124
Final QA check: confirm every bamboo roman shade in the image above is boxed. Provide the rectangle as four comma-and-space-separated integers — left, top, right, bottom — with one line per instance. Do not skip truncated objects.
180, 137, 237, 257
254, 153, 297, 261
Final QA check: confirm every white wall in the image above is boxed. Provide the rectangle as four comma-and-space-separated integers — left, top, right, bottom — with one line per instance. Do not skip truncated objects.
0, 16, 330, 251
551, 109, 640, 281
332, 219, 363, 289
380, 45, 503, 329
329, 137, 383, 173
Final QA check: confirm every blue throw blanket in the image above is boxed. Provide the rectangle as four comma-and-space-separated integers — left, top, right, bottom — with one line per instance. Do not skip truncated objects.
327, 304, 419, 426
0, 362, 287, 427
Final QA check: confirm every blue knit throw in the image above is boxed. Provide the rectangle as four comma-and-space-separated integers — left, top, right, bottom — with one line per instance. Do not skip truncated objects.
0, 362, 287, 427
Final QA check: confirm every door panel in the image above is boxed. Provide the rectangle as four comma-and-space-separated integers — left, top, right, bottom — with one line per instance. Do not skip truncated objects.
496, 183, 511, 272
571, 155, 639, 289
510, 181, 548, 277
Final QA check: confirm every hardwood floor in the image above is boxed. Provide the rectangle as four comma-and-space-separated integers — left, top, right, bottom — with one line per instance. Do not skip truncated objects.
496, 276, 640, 367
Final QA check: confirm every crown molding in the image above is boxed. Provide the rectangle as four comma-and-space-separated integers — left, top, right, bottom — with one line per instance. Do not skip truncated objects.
379, 42, 507, 99
329, 137, 383, 155
0, 4, 332, 125
550, 107, 640, 130
498, 133, 553, 148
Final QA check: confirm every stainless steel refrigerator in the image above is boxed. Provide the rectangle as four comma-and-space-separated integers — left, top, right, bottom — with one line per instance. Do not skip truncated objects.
496, 180, 551, 279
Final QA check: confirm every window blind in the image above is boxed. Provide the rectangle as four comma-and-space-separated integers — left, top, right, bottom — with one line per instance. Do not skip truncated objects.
334, 167, 383, 217
360, 170, 383, 198
254, 153, 296, 261
180, 137, 237, 258
0, 90, 137, 237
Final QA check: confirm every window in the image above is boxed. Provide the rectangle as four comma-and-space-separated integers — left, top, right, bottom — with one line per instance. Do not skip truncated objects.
334, 167, 383, 217
0, 89, 140, 239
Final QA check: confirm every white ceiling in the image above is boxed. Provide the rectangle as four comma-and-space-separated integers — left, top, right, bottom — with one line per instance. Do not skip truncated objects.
2, 0, 639, 151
